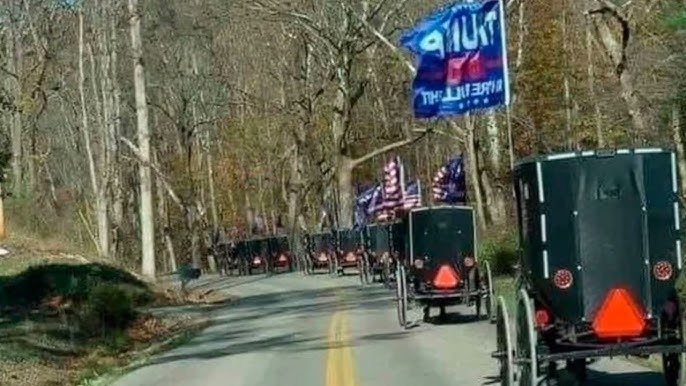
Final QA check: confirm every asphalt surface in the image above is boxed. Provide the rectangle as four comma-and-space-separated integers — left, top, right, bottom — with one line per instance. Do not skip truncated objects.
112, 272, 668, 386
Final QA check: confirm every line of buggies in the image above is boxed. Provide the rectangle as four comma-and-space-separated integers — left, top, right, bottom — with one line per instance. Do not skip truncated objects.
215, 147, 686, 385
370, 147, 686, 385
213, 223, 405, 284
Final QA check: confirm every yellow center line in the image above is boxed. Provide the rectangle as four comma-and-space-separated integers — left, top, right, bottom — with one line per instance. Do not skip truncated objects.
325, 309, 359, 386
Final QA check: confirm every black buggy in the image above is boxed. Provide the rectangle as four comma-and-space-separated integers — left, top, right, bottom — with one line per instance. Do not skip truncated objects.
307, 232, 335, 274
364, 221, 403, 286
268, 235, 293, 274
395, 206, 494, 329
494, 148, 686, 386
233, 240, 251, 276
215, 241, 241, 276
245, 237, 269, 275
335, 228, 367, 283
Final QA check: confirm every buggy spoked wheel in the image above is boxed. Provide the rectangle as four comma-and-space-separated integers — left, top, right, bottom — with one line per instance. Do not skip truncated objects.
516, 289, 538, 386
383, 258, 390, 288
358, 258, 365, 285
496, 296, 514, 386
396, 264, 408, 328
662, 315, 686, 386
484, 261, 496, 323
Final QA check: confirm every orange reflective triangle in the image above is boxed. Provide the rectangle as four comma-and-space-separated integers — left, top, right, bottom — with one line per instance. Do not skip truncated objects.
433, 264, 460, 289
592, 288, 646, 338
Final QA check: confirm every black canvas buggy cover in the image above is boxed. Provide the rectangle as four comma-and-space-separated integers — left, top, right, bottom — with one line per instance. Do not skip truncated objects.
404, 206, 476, 283
268, 235, 290, 256
234, 240, 248, 261
269, 235, 291, 264
248, 238, 269, 263
514, 148, 682, 323
337, 228, 362, 252
364, 221, 403, 256
336, 228, 362, 265
308, 232, 334, 261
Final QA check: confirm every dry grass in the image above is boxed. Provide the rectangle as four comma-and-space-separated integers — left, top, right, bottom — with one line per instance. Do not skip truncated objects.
0, 235, 225, 386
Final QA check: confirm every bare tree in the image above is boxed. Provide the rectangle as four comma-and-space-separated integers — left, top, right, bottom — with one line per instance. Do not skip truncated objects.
128, 0, 155, 279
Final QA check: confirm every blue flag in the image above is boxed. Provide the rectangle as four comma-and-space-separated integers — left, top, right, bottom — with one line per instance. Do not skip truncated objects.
432, 156, 467, 204
400, 0, 510, 118
354, 183, 381, 230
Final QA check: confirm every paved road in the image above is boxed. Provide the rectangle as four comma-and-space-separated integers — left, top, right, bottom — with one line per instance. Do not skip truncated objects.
113, 273, 667, 386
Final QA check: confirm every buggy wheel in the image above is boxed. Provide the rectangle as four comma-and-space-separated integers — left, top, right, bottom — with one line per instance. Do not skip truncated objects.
396, 265, 408, 328
516, 289, 538, 386
496, 296, 514, 386
383, 259, 391, 288
662, 317, 686, 386
358, 259, 365, 285
472, 267, 482, 318
485, 260, 496, 323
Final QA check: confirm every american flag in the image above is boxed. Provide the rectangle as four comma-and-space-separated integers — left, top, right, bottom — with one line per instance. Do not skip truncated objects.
432, 156, 467, 204
403, 179, 422, 210
367, 184, 384, 215
377, 156, 405, 221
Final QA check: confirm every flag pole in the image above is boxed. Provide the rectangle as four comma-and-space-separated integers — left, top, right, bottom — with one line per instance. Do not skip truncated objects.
418, 179, 423, 207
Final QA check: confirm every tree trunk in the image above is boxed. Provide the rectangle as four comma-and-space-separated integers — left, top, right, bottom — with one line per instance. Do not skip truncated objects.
672, 103, 686, 196
287, 142, 306, 272
485, 111, 501, 175
6, 18, 23, 197
586, 24, 604, 147
337, 156, 354, 228
590, 11, 647, 141
562, 1, 574, 149
466, 116, 487, 229
128, 0, 155, 279
79, 11, 109, 257
155, 152, 177, 273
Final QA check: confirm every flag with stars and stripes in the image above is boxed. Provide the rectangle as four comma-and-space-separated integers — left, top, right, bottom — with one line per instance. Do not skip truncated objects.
377, 156, 406, 221
432, 156, 467, 204
403, 179, 422, 210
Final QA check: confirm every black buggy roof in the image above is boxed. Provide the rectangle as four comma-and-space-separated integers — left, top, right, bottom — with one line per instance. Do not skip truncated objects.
404, 205, 477, 264
307, 232, 334, 252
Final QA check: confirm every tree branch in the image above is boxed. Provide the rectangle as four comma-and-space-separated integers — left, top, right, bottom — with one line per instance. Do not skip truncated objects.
350, 130, 430, 168
350, 8, 416, 75
120, 136, 185, 212
587, 0, 630, 76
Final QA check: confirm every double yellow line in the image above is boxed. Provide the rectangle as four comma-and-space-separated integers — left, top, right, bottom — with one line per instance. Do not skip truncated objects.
325, 311, 358, 386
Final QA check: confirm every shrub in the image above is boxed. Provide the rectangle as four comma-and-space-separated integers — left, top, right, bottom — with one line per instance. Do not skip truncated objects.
479, 231, 519, 276
80, 283, 138, 337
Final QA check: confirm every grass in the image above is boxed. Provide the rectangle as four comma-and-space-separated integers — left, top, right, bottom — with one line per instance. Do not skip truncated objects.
493, 275, 517, 312
74, 317, 211, 386
0, 237, 231, 386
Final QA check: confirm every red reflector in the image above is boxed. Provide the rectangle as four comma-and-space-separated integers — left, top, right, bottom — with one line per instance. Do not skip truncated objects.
592, 288, 646, 339
653, 261, 673, 281
433, 265, 460, 289
535, 309, 550, 327
278, 255, 287, 262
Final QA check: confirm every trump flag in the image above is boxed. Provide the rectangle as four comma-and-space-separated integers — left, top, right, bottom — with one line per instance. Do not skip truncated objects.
400, 0, 510, 118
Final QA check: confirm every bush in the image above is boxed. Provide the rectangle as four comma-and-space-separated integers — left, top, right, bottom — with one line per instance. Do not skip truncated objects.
479, 231, 519, 276
0, 263, 150, 309
80, 283, 138, 337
